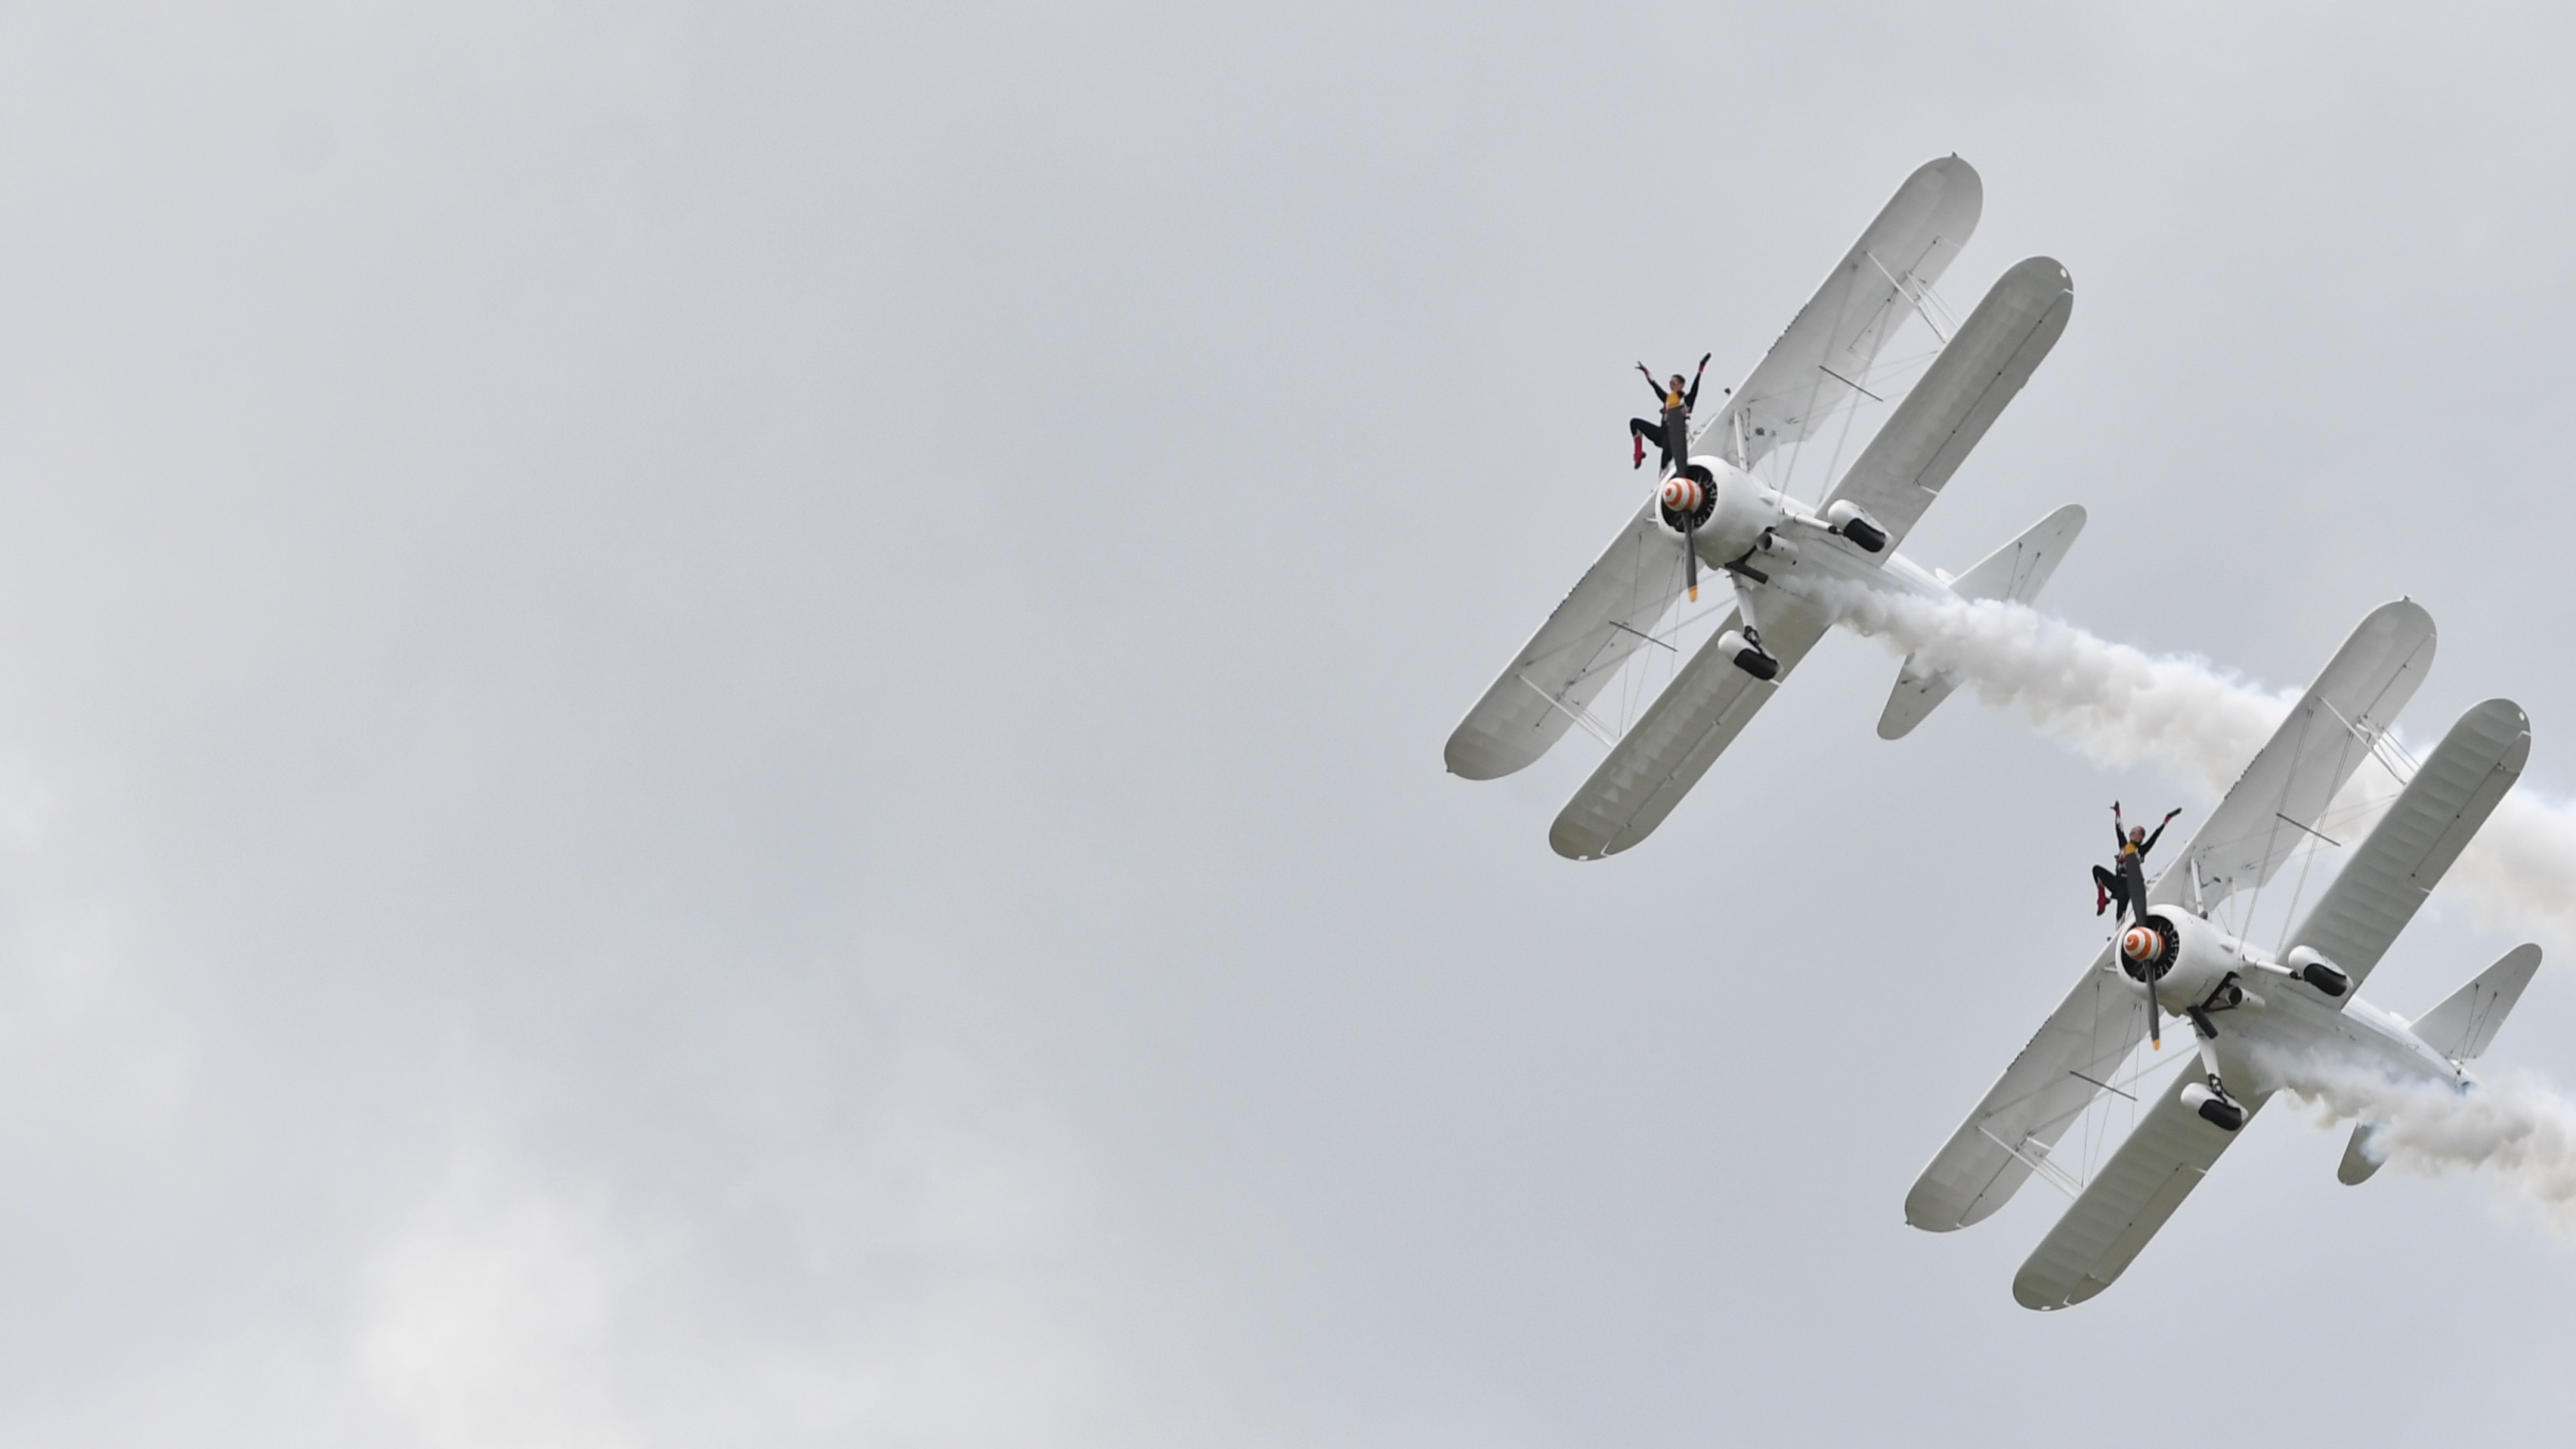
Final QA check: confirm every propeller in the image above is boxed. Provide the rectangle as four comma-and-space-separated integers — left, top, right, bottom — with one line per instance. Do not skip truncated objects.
1661, 471, 1705, 602
2122, 921, 2164, 1049
1686, 497, 1699, 602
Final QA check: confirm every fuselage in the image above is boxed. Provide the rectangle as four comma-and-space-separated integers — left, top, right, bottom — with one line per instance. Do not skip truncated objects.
2124, 908, 2463, 1094
1656, 454, 1956, 610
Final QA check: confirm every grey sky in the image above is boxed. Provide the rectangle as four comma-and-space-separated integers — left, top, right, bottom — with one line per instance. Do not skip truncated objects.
2, 2, 2573, 1444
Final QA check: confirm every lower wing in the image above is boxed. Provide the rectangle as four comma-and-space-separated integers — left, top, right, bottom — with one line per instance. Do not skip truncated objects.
1904, 945, 2147, 1231
1547, 594, 1830, 859
2012, 1070, 2269, 1310
1446, 500, 1686, 781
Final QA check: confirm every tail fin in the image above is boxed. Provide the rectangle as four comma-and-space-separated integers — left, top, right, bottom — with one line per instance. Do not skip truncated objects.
1876, 503, 2088, 739
2339, 943, 2544, 1186
2412, 943, 2544, 1063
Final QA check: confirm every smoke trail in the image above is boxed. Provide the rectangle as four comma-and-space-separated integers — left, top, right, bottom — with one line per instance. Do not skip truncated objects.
1794, 584, 2293, 792
2265, 1054, 2576, 1227
2450, 794, 2576, 958
1789, 582, 2576, 955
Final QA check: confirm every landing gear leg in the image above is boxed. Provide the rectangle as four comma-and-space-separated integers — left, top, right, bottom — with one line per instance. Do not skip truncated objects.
1716, 574, 1780, 681
2182, 1008, 2247, 1132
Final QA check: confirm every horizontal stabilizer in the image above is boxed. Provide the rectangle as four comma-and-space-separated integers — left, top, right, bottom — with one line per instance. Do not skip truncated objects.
1875, 656, 1955, 742
1877, 503, 2086, 740
1950, 503, 2087, 605
2412, 943, 2543, 1063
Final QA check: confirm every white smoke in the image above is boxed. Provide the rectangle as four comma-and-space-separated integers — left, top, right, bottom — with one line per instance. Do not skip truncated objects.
2451, 794, 2576, 958
1796, 584, 2293, 792
1792, 583, 2576, 955
2264, 1054, 2576, 1228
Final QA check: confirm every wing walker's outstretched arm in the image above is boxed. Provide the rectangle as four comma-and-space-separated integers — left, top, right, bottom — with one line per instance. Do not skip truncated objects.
2138, 807, 2182, 859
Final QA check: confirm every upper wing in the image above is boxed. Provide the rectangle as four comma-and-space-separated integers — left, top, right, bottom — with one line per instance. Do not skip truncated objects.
1817, 257, 2073, 556
1696, 156, 1983, 470
2147, 599, 2437, 912
1906, 600, 2436, 1231
1548, 593, 1832, 859
2284, 698, 2528, 995
1444, 501, 1686, 779
2012, 1070, 2271, 1311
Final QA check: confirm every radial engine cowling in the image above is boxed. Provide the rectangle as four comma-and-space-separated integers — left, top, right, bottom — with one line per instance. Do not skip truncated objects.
2119, 910, 2242, 1014
1654, 459, 1784, 561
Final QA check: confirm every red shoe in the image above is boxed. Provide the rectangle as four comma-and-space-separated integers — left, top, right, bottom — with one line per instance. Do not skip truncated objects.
1632, 434, 1645, 468
2095, 883, 2109, 915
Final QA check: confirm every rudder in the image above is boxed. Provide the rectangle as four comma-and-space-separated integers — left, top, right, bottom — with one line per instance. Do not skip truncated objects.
2413, 943, 2544, 1063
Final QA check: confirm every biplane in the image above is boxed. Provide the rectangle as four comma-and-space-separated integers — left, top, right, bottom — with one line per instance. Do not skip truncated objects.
1906, 599, 2544, 1308
1445, 156, 2083, 859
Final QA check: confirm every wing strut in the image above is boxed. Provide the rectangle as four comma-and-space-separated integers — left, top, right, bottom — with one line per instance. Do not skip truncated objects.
1864, 250, 1952, 342
1516, 674, 1618, 748
1975, 1125, 2081, 1200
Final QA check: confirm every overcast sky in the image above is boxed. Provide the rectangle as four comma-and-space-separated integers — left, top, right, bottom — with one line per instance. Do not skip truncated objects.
2, 3, 2574, 1444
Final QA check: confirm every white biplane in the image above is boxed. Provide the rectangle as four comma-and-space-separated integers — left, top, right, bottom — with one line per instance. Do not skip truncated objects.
1445, 156, 2083, 859
1908, 599, 2544, 1309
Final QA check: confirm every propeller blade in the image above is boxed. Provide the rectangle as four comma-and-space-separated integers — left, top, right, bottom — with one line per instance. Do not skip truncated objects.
2123, 915, 2163, 1049
2145, 919, 2162, 1048
1685, 509, 1699, 602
